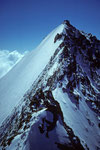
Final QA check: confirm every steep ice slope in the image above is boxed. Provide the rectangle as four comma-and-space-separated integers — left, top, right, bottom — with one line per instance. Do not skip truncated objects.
53, 88, 100, 150
0, 24, 64, 125
0, 20, 100, 150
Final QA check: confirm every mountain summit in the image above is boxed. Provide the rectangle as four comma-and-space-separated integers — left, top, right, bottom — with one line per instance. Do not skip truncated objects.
0, 20, 100, 150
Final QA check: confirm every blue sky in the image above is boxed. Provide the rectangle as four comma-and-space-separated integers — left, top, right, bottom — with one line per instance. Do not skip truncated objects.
0, 0, 100, 52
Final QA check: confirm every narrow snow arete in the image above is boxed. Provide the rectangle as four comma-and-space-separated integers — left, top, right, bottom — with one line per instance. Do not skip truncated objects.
0, 20, 100, 150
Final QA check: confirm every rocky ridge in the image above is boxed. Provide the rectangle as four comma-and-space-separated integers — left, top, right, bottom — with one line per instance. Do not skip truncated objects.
0, 20, 100, 150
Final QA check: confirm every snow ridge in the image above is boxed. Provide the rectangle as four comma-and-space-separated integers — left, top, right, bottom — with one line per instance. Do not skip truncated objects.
0, 20, 100, 150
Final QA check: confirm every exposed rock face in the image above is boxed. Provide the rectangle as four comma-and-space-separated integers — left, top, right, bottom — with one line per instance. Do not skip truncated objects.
0, 20, 100, 150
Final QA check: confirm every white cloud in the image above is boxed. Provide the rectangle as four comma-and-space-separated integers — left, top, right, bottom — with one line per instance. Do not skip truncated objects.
0, 50, 28, 79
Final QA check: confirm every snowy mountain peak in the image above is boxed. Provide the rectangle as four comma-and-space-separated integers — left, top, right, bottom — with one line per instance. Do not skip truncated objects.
0, 21, 100, 150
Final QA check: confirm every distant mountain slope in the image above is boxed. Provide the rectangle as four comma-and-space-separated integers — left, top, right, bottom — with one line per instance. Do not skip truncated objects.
0, 20, 100, 150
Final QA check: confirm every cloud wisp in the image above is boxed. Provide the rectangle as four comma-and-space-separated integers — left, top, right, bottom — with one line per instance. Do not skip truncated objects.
0, 50, 28, 79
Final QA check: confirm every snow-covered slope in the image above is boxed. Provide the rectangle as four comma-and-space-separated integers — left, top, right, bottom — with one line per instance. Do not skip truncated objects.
0, 24, 64, 125
0, 20, 100, 150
